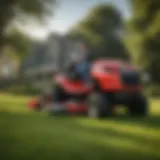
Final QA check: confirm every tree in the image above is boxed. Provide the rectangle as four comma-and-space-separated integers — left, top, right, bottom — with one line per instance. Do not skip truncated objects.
127, 0, 160, 84
0, 0, 55, 52
0, 28, 32, 78
69, 4, 130, 60
6, 28, 32, 60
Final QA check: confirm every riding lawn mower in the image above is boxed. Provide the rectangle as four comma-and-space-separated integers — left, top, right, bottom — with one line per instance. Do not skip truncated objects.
28, 59, 148, 119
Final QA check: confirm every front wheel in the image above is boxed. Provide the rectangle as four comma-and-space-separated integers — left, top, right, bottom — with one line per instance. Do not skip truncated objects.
127, 94, 148, 116
87, 93, 112, 119
48, 84, 67, 116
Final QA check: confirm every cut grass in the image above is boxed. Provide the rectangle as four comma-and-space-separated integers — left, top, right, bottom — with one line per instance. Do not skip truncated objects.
0, 94, 160, 160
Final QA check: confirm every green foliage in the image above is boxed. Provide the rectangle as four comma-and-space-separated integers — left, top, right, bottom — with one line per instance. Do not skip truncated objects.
0, 0, 55, 24
146, 85, 160, 98
6, 29, 32, 60
13, 0, 55, 23
69, 4, 130, 60
0, 0, 55, 51
1, 84, 41, 96
127, 0, 160, 84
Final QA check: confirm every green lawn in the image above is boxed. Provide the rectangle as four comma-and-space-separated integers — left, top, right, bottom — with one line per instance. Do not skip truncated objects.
0, 93, 160, 160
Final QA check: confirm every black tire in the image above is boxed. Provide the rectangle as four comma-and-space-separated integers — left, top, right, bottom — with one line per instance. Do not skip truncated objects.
127, 94, 148, 116
87, 92, 112, 119
49, 84, 67, 116
52, 84, 64, 101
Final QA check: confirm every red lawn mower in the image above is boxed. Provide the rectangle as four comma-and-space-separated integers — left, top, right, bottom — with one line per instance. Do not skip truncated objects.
28, 59, 148, 119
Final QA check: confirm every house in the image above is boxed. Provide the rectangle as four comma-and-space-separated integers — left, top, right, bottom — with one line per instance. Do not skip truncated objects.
21, 33, 86, 88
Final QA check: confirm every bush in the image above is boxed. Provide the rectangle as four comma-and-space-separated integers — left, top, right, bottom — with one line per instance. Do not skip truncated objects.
2, 84, 41, 96
146, 85, 160, 98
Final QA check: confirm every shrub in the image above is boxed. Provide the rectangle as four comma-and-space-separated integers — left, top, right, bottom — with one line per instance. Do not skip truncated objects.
146, 85, 160, 98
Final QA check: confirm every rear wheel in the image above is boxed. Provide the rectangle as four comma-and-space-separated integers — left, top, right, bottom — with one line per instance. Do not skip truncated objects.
88, 92, 112, 119
127, 94, 148, 116
52, 84, 65, 101
49, 83, 67, 116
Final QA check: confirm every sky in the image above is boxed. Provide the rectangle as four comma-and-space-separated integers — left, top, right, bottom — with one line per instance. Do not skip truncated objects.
21, 0, 131, 39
